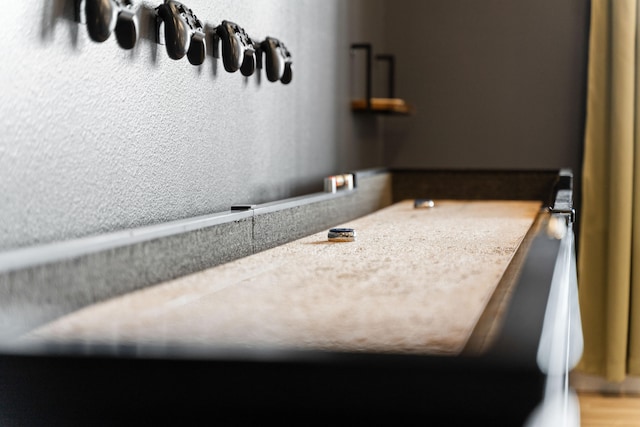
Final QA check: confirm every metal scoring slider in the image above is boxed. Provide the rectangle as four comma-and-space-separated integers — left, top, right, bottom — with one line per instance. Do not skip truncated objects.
414, 199, 435, 209
324, 174, 354, 193
328, 227, 356, 242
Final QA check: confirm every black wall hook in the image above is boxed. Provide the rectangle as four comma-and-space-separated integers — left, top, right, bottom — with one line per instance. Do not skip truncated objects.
261, 37, 293, 84
77, 0, 138, 49
156, 0, 206, 65
114, 1, 138, 49
215, 21, 257, 76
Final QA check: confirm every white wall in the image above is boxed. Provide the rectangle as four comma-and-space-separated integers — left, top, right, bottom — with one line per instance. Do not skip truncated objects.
0, 0, 386, 251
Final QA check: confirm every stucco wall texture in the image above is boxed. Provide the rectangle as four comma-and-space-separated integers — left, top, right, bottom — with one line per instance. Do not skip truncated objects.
0, 0, 387, 250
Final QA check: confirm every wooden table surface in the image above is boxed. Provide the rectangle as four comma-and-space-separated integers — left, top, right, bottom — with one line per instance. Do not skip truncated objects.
22, 200, 542, 355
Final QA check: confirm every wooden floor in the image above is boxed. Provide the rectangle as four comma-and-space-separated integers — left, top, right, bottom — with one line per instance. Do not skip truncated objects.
579, 392, 640, 426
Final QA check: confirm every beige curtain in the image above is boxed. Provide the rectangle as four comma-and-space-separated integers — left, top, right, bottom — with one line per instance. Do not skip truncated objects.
578, 0, 640, 382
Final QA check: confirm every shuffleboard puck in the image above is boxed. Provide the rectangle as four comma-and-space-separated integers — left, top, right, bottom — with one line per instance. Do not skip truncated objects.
328, 228, 356, 242
414, 199, 435, 209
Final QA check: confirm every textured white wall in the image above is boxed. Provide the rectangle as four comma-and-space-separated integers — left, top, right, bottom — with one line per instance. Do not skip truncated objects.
0, 0, 386, 250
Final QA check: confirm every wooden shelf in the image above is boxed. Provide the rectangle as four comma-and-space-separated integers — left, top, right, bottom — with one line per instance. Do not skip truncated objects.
350, 44, 414, 117
351, 98, 414, 116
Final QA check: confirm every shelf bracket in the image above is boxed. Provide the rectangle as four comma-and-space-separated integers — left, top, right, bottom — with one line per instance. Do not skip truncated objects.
375, 54, 395, 99
350, 43, 372, 111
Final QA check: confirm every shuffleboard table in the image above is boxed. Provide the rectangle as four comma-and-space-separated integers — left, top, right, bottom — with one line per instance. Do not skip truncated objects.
0, 169, 583, 426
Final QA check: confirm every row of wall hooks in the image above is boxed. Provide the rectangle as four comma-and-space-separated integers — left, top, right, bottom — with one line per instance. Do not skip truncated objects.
74, 0, 293, 84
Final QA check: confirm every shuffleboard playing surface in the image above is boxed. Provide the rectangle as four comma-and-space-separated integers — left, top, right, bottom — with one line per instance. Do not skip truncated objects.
22, 200, 542, 355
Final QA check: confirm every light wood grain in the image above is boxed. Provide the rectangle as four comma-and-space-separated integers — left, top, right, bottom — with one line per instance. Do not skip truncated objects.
579, 392, 640, 427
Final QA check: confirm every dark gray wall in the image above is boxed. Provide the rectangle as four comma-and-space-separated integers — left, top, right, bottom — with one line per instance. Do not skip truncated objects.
0, 0, 386, 251
382, 0, 589, 178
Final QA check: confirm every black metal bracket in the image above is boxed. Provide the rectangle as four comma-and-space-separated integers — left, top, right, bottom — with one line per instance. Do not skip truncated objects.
350, 44, 397, 108
375, 54, 395, 99
548, 169, 575, 223
350, 43, 373, 111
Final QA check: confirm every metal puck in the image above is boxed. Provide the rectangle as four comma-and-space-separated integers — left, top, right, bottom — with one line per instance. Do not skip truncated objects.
328, 227, 356, 242
414, 199, 435, 209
